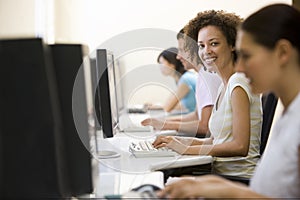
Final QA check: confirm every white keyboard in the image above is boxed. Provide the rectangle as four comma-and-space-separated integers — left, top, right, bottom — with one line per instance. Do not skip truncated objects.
127, 104, 148, 113
123, 126, 153, 132
129, 140, 177, 157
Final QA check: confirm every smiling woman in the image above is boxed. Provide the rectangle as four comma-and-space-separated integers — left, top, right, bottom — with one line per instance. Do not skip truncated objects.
183, 10, 262, 179
151, 10, 262, 180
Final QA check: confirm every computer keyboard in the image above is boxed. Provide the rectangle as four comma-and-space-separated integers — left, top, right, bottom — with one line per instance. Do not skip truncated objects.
123, 125, 153, 132
127, 104, 148, 113
129, 140, 177, 157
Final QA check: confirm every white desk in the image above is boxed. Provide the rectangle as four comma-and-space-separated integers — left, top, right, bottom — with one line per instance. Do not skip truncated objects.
90, 132, 165, 198
90, 111, 212, 198
95, 133, 212, 173
93, 171, 164, 197
91, 131, 212, 197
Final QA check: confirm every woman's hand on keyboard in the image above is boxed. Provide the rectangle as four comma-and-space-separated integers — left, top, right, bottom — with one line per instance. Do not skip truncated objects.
152, 135, 187, 154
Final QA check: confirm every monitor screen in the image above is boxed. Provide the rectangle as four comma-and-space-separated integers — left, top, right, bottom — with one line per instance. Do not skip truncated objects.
113, 58, 125, 114
88, 55, 100, 127
107, 53, 119, 127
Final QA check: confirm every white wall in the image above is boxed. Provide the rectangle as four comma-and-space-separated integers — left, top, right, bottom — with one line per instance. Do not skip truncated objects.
0, 0, 36, 38
67, 0, 291, 106
0, 0, 292, 106
0, 0, 292, 49
51, 0, 292, 51
0, 0, 293, 53
52, 0, 292, 106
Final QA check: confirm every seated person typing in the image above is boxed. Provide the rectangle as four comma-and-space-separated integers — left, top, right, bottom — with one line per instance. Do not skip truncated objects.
152, 10, 262, 179
147, 47, 197, 113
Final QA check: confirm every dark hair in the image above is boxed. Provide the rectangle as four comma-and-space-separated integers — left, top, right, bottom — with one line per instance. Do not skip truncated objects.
157, 47, 186, 75
176, 28, 185, 40
176, 28, 203, 66
185, 10, 243, 62
241, 4, 300, 55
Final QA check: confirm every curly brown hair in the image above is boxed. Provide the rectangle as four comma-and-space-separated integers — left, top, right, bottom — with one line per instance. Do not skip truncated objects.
184, 10, 243, 62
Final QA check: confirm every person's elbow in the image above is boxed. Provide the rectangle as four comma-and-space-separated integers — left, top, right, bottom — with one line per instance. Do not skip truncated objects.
197, 121, 209, 136
163, 102, 175, 112
164, 106, 173, 113
200, 123, 209, 134
235, 143, 249, 157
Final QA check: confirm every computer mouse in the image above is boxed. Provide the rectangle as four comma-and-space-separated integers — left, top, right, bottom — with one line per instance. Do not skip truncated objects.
131, 184, 161, 193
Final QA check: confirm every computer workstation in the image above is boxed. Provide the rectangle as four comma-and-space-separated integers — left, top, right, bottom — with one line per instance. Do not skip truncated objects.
0, 35, 213, 200
90, 45, 280, 184
90, 49, 213, 194
0, 39, 211, 198
86, 49, 167, 197
37, 44, 279, 198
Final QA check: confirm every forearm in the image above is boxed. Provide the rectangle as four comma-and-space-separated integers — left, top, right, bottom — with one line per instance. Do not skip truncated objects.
227, 186, 271, 199
177, 120, 209, 137
177, 121, 200, 136
164, 87, 188, 112
161, 120, 208, 137
175, 106, 211, 136
208, 140, 249, 157
179, 111, 198, 122
176, 136, 211, 146
159, 175, 271, 199
184, 144, 214, 155
163, 103, 176, 113
178, 138, 213, 155
194, 176, 271, 199
180, 139, 250, 156
164, 111, 198, 122
162, 120, 202, 136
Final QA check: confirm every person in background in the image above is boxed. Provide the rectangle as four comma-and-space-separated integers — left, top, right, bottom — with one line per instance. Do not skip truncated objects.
152, 9, 262, 179
157, 4, 300, 199
142, 29, 221, 137
149, 47, 197, 113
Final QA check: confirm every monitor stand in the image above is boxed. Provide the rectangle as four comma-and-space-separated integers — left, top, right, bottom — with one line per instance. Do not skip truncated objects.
94, 130, 121, 159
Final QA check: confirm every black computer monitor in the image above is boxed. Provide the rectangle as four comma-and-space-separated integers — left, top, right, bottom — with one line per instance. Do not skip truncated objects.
49, 43, 93, 196
94, 49, 119, 138
86, 49, 121, 159
0, 38, 93, 198
0, 122, 3, 196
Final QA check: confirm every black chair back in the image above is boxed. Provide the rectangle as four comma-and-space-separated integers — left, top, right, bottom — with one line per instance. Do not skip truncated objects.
260, 92, 278, 155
